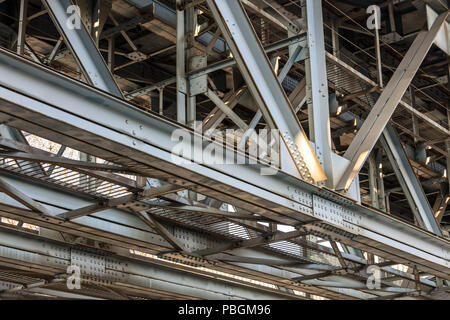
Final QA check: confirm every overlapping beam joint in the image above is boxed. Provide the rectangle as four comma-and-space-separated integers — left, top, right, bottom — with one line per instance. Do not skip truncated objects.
0, 0, 447, 300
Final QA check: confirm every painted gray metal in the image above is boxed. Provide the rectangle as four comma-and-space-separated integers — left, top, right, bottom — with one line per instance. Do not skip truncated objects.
381, 124, 442, 235
0, 49, 447, 280
206, 0, 326, 184
305, 0, 334, 187
337, 12, 449, 191
42, 0, 123, 97
0, 228, 293, 300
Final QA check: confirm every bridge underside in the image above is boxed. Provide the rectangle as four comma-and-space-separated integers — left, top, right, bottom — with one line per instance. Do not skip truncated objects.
0, 0, 448, 300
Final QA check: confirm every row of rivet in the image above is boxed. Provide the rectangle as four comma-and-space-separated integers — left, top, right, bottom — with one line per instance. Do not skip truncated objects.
283, 132, 315, 184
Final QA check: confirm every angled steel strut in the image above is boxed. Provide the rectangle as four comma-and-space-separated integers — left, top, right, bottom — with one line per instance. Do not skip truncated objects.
336, 12, 449, 191
42, 0, 123, 97
205, 0, 326, 184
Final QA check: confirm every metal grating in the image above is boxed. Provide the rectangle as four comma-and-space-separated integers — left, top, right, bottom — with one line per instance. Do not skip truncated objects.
0, 157, 132, 199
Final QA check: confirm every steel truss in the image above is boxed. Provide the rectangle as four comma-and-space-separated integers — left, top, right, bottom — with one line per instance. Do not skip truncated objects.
0, 0, 447, 300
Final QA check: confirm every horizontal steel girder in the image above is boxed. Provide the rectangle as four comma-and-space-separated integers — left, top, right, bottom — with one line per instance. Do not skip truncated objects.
0, 49, 448, 281
381, 125, 442, 235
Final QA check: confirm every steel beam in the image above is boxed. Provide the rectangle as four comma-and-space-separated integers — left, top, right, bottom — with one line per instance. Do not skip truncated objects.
193, 230, 305, 256
375, 149, 387, 212
205, 89, 248, 130
42, 0, 122, 97
426, 5, 450, 56
205, 0, 325, 184
56, 184, 184, 220
135, 211, 186, 252
102, 11, 154, 39
0, 172, 439, 299
0, 177, 51, 218
202, 89, 247, 133
0, 138, 139, 190
433, 193, 448, 224
368, 153, 379, 209
336, 13, 449, 191
125, 33, 307, 100
125, 0, 227, 55
236, 47, 304, 150
0, 152, 132, 173
242, 0, 302, 34
176, 0, 187, 124
0, 49, 448, 281
380, 125, 442, 235
0, 176, 359, 299
305, 0, 334, 187
0, 228, 292, 300
16, 0, 28, 56
329, 240, 347, 269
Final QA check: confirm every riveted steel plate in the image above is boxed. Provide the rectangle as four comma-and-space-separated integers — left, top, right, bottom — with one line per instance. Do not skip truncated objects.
312, 195, 360, 233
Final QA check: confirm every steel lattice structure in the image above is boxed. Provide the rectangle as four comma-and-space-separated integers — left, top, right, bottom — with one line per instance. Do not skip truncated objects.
0, 0, 448, 300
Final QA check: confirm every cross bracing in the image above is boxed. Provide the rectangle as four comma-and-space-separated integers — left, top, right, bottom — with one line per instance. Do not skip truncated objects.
0, 0, 447, 300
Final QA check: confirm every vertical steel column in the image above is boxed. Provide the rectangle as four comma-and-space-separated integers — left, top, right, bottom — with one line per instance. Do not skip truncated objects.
413, 88, 425, 163
381, 124, 442, 235
17, 0, 28, 56
368, 153, 379, 209
176, 0, 187, 124
79, 152, 96, 192
367, 150, 385, 211
410, 88, 420, 145
305, 0, 334, 187
331, 21, 339, 58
